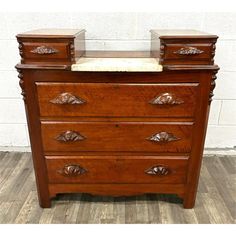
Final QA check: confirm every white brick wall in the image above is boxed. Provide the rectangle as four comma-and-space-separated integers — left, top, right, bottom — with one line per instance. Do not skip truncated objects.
0, 12, 235, 148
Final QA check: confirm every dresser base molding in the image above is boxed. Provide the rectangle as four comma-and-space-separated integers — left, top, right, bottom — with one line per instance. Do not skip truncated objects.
47, 183, 186, 206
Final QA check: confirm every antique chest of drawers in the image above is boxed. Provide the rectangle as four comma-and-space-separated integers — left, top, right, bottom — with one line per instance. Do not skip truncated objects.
16, 29, 219, 208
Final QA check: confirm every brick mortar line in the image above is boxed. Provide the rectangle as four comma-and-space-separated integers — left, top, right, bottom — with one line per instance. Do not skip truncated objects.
0, 147, 235, 154
1, 69, 236, 73
217, 100, 223, 125
0, 38, 236, 41
0, 97, 22, 99
0, 123, 27, 125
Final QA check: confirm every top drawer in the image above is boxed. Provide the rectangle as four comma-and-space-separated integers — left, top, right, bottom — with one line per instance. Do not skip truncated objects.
36, 82, 199, 118
16, 29, 85, 64
20, 42, 71, 62
162, 43, 213, 65
150, 30, 218, 65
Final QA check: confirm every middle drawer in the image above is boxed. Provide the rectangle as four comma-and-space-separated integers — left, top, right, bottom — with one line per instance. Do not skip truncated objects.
41, 121, 193, 153
36, 82, 199, 118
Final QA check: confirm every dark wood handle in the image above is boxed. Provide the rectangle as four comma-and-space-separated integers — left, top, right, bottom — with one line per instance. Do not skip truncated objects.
55, 130, 85, 142
145, 166, 170, 176
50, 92, 86, 105
174, 46, 204, 55
149, 92, 184, 105
146, 131, 180, 143
58, 164, 87, 177
30, 45, 59, 54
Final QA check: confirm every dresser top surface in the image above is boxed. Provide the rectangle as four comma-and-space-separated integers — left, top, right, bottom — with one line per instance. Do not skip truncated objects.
16, 28, 85, 38
151, 29, 218, 38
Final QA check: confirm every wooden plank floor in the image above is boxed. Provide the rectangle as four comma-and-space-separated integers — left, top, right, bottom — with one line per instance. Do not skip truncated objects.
0, 152, 235, 224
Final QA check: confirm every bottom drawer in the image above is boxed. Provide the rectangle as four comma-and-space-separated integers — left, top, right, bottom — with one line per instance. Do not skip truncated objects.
46, 156, 188, 184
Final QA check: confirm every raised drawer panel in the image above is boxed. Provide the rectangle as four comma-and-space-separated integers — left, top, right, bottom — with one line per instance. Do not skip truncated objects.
41, 122, 193, 153
21, 42, 71, 61
36, 82, 199, 118
163, 44, 212, 61
46, 156, 188, 184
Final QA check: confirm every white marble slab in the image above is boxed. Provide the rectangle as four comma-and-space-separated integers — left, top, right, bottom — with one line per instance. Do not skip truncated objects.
71, 57, 163, 72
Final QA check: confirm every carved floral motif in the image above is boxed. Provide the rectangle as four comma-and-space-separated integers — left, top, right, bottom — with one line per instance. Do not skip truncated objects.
149, 92, 184, 105
211, 43, 216, 63
55, 130, 85, 142
50, 92, 86, 105
18, 42, 24, 59
70, 42, 75, 57
17, 69, 26, 101
58, 164, 87, 177
174, 46, 204, 55
30, 45, 58, 54
159, 40, 165, 63
209, 70, 219, 103
147, 131, 180, 143
145, 166, 170, 176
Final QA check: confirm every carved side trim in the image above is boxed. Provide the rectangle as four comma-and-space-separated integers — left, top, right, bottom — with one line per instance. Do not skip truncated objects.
174, 46, 204, 55
58, 164, 87, 177
70, 42, 75, 61
145, 166, 170, 176
55, 130, 85, 142
147, 131, 180, 143
17, 69, 26, 101
50, 92, 86, 105
209, 70, 219, 104
30, 45, 58, 54
149, 92, 184, 105
18, 42, 24, 59
211, 43, 216, 63
159, 40, 165, 64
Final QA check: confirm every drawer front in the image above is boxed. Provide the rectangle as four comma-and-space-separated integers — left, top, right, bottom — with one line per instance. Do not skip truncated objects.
162, 43, 212, 64
41, 122, 193, 153
37, 82, 198, 118
22, 42, 70, 61
46, 156, 188, 184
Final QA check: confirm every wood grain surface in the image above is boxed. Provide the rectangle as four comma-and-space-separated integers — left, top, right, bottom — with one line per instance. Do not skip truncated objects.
41, 122, 193, 153
37, 82, 198, 118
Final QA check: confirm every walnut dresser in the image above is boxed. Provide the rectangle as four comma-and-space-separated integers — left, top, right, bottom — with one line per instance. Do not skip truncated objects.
16, 29, 219, 208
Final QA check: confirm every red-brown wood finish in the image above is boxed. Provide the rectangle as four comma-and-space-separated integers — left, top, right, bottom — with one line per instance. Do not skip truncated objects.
16, 29, 219, 208
41, 121, 193, 153
17, 29, 85, 64
46, 156, 188, 184
36, 82, 199, 118
150, 30, 218, 65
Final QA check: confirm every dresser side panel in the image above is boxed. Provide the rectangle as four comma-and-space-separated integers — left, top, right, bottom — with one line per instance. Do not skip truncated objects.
183, 70, 218, 208
17, 69, 51, 207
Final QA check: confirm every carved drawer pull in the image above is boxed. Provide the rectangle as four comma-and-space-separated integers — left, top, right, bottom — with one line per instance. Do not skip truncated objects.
147, 131, 180, 143
50, 92, 86, 105
30, 45, 58, 54
145, 166, 170, 176
174, 46, 204, 55
55, 130, 85, 142
149, 92, 184, 105
58, 164, 87, 177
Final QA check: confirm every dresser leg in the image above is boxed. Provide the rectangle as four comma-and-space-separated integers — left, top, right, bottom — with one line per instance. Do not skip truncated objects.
38, 195, 51, 208
183, 193, 196, 209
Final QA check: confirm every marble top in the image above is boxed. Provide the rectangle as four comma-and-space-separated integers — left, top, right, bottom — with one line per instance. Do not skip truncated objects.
71, 57, 163, 72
